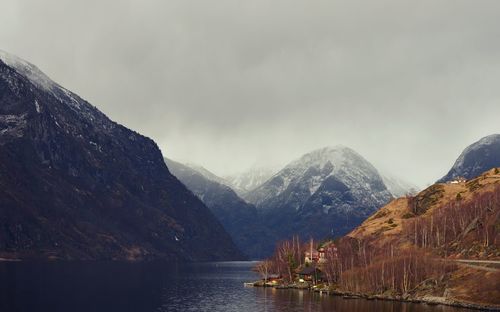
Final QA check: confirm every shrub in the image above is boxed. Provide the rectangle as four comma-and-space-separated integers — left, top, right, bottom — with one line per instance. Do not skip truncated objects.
466, 180, 481, 192
402, 212, 415, 219
373, 210, 388, 219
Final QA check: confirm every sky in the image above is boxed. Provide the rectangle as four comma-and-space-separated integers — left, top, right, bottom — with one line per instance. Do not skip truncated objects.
1, 0, 499, 188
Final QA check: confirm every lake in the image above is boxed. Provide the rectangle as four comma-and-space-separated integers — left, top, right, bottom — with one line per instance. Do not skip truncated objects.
0, 261, 473, 312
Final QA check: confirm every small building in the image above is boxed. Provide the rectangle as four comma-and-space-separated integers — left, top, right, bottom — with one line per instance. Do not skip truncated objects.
262, 273, 281, 286
297, 266, 323, 285
304, 250, 320, 263
318, 241, 338, 263
262, 273, 281, 281
304, 239, 338, 264
450, 177, 466, 184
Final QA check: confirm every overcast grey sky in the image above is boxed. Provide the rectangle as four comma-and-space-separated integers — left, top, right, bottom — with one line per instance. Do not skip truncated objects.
1, 0, 499, 187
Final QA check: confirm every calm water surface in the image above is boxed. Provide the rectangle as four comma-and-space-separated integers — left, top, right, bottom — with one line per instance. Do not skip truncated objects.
0, 261, 473, 312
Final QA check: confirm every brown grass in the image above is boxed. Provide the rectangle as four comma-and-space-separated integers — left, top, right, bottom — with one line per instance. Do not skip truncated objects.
446, 267, 500, 306
349, 168, 500, 248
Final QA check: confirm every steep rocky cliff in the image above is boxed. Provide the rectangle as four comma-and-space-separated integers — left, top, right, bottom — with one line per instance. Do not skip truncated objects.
0, 50, 243, 261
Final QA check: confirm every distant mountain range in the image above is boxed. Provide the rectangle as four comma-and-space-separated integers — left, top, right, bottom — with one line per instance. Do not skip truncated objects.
438, 134, 500, 183
0, 50, 243, 261
224, 166, 276, 195
168, 146, 420, 256
381, 173, 419, 198
243, 146, 394, 241
164, 159, 275, 258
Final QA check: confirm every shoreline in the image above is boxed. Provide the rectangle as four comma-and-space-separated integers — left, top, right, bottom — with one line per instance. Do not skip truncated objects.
0, 258, 21, 262
249, 282, 500, 311
325, 291, 500, 311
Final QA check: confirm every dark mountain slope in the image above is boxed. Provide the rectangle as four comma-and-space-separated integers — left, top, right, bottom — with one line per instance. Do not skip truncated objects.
164, 159, 274, 258
438, 134, 500, 182
0, 51, 243, 261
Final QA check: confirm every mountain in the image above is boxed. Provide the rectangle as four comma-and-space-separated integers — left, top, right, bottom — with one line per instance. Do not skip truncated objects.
184, 163, 229, 186
350, 167, 500, 252
225, 165, 276, 195
381, 172, 419, 197
244, 146, 393, 242
164, 159, 275, 258
0, 50, 243, 261
438, 134, 500, 183
344, 168, 500, 308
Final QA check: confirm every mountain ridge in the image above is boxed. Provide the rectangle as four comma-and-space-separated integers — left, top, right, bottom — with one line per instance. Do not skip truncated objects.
164, 158, 275, 258
438, 134, 500, 183
224, 165, 277, 195
381, 172, 419, 197
243, 145, 394, 244
342, 168, 500, 307
0, 50, 244, 261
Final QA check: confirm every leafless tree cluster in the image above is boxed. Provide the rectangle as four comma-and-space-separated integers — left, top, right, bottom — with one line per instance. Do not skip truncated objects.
402, 184, 500, 252
255, 185, 499, 295
323, 240, 455, 294
254, 236, 306, 282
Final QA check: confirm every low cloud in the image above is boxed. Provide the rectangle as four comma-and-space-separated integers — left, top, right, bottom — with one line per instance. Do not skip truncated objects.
1, 0, 499, 187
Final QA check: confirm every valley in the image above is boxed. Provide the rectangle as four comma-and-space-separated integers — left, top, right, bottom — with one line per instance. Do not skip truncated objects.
1, 50, 499, 311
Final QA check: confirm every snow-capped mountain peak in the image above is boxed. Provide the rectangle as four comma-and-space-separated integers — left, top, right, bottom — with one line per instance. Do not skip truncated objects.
243, 145, 393, 243
438, 134, 500, 182
380, 172, 419, 197
285, 145, 366, 177
245, 146, 392, 211
225, 164, 277, 195
0, 50, 58, 92
452, 134, 500, 173
0, 49, 97, 120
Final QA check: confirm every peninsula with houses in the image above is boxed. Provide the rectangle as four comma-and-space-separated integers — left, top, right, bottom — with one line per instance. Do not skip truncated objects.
249, 168, 500, 311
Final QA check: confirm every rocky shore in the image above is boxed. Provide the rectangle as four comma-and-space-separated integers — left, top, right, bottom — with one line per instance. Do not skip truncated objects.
248, 281, 500, 311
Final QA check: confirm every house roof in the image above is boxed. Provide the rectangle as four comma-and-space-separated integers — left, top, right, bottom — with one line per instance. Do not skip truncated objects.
298, 266, 322, 275
305, 251, 319, 255
320, 240, 336, 248
263, 273, 280, 279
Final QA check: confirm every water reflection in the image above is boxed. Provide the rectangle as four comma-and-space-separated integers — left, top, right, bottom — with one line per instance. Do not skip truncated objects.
0, 261, 472, 312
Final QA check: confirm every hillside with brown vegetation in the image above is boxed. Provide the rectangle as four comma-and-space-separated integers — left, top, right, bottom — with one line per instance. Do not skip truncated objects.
349, 167, 500, 259
334, 168, 500, 307
257, 168, 500, 309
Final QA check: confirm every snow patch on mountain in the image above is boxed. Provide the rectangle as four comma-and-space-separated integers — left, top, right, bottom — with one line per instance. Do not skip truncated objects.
0, 49, 57, 92
245, 145, 393, 215
0, 114, 28, 142
381, 172, 419, 197
34, 99, 41, 113
186, 163, 230, 186
0, 49, 105, 124
438, 134, 500, 182
453, 134, 500, 173
225, 165, 277, 195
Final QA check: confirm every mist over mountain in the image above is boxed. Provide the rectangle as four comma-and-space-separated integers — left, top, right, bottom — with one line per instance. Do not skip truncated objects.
224, 165, 277, 195
168, 146, 421, 258
0, 50, 243, 261
164, 158, 275, 258
244, 146, 393, 242
381, 173, 419, 197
